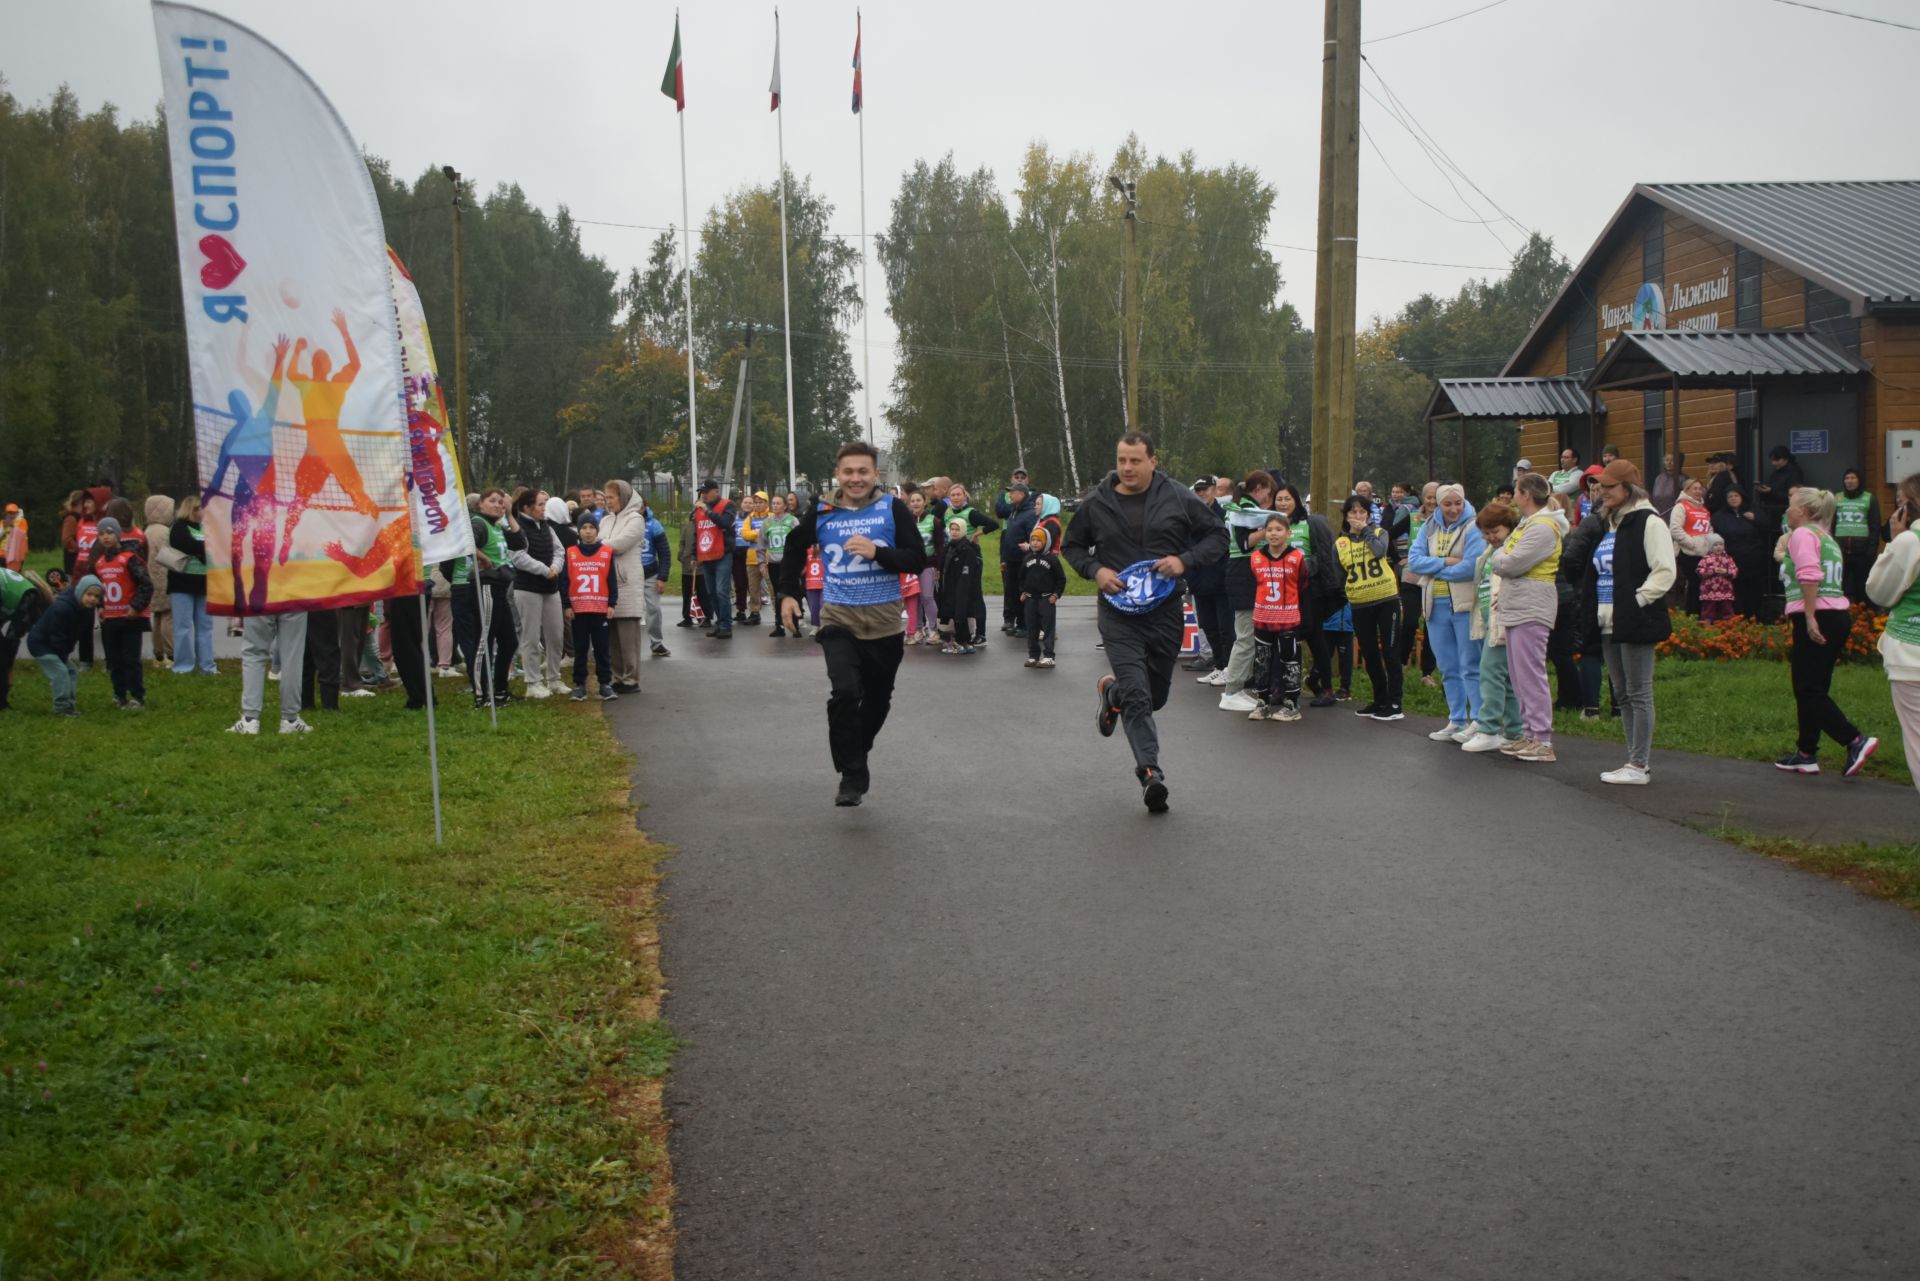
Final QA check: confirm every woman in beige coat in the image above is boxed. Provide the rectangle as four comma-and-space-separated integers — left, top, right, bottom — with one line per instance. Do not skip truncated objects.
601, 479, 648, 692
143, 494, 177, 668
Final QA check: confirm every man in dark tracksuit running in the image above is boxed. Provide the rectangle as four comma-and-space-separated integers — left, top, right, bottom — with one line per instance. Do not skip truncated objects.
778, 441, 928, 807
1064, 432, 1228, 813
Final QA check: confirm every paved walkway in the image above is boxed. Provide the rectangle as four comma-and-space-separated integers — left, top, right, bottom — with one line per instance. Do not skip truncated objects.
635, 601, 1916, 1277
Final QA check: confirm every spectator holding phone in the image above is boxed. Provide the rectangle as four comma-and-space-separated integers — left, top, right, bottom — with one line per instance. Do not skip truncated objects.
1866, 474, 1920, 794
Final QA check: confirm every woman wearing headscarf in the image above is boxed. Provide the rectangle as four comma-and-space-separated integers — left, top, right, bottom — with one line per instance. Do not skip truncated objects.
1711, 486, 1771, 618
1405, 482, 1484, 741
601, 478, 648, 692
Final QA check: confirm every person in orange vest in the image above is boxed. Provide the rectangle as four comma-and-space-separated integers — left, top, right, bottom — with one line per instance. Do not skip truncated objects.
1247, 515, 1308, 721
691, 479, 737, 639
75, 517, 153, 709
565, 512, 619, 702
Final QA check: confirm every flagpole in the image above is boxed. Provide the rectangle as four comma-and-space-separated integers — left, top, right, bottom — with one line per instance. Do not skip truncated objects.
418, 592, 444, 844
677, 32, 700, 493
856, 10, 873, 440
774, 7, 799, 494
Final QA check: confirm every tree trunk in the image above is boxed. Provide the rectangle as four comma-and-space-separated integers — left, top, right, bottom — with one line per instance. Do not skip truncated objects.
992, 286, 1025, 473
1046, 227, 1081, 494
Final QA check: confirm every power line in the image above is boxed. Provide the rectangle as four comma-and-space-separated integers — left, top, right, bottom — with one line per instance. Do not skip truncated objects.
1359, 123, 1510, 227
1359, 58, 1547, 261
1761, 0, 1920, 33
1363, 0, 1513, 45
403, 196, 1509, 274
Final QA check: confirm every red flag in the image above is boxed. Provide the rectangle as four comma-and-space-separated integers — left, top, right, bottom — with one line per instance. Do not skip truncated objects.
851, 14, 863, 114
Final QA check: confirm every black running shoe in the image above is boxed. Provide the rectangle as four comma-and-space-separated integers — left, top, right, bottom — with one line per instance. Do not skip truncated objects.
1309, 692, 1337, 708
1140, 767, 1170, 814
1371, 704, 1405, 722
1095, 675, 1120, 737
1845, 735, 1880, 778
1353, 702, 1380, 717
834, 770, 867, 807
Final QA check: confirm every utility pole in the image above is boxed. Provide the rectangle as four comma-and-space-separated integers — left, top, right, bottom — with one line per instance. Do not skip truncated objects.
1310, 0, 1360, 506
1110, 175, 1141, 433
442, 165, 472, 487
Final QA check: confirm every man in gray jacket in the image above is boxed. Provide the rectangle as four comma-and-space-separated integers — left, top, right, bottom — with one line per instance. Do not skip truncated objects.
1063, 432, 1227, 813
1489, 472, 1569, 761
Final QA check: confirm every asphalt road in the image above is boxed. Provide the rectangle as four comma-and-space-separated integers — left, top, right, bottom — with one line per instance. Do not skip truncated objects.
615, 599, 1920, 1280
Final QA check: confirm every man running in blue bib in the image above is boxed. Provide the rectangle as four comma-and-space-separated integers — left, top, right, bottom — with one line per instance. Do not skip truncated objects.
1064, 432, 1228, 813
778, 441, 928, 806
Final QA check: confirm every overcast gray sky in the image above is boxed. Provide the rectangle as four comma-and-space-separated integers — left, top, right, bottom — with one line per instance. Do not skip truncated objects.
7, 0, 1918, 445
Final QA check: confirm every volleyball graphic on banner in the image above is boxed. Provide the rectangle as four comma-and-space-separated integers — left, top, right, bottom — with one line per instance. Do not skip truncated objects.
152, 1, 414, 616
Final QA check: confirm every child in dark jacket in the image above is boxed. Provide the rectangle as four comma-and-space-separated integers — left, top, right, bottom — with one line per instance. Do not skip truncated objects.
938, 517, 983, 654
1019, 527, 1067, 666
28, 575, 104, 716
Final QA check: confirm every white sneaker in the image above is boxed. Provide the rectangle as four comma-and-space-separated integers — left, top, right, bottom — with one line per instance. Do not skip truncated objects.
1601, 764, 1650, 785
1207, 669, 1228, 686
267, 669, 281, 682
1219, 691, 1259, 713
1450, 725, 1476, 744
1459, 731, 1504, 753
1037, 657, 1056, 669
1428, 723, 1465, 741
279, 716, 313, 735
434, 666, 457, 678
227, 717, 259, 735
526, 683, 550, 700
1195, 669, 1214, 684
343, 687, 375, 698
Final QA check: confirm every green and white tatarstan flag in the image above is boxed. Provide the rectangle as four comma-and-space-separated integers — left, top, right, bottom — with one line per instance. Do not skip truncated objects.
661, 16, 685, 111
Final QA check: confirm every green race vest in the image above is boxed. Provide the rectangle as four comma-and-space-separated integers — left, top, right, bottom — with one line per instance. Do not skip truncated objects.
1887, 556, 1920, 646
1476, 558, 1495, 621
480, 516, 508, 576
1225, 498, 1264, 559
0, 568, 33, 611
1780, 527, 1846, 598
764, 514, 798, 558
1835, 493, 1872, 540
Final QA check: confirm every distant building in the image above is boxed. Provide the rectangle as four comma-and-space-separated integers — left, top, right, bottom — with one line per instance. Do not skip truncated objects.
1428, 181, 1920, 495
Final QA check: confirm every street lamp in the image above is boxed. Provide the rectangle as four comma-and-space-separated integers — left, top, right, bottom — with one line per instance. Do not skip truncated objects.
1108, 174, 1140, 433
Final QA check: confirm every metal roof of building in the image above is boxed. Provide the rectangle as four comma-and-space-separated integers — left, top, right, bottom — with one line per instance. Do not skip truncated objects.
1426, 376, 1596, 421
1645, 181, 1920, 311
1500, 180, 1920, 378
1588, 329, 1867, 389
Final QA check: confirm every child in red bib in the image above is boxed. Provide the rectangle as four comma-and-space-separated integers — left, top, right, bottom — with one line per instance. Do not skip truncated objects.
76, 516, 153, 709
565, 513, 619, 701
803, 545, 826, 629
1248, 515, 1307, 722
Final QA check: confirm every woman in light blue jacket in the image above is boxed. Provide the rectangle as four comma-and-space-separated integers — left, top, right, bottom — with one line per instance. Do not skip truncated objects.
1405, 483, 1485, 741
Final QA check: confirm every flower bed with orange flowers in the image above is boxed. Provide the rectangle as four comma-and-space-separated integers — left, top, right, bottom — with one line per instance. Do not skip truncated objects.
1657, 603, 1886, 663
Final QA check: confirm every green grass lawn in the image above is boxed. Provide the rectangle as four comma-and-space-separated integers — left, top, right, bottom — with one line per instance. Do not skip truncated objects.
1396, 648, 1911, 786
1709, 826, 1920, 912
0, 662, 671, 1278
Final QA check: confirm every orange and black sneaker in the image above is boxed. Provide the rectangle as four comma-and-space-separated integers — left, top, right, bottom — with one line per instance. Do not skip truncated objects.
1095, 674, 1120, 738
